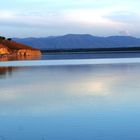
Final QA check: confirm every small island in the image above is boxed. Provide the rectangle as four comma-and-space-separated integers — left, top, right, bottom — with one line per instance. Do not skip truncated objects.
0, 36, 41, 57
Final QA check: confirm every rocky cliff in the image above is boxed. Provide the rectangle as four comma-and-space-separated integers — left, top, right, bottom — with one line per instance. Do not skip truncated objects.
0, 44, 10, 55
0, 37, 41, 56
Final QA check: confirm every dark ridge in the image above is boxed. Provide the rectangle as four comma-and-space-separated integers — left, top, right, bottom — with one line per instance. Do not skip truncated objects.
41, 47, 140, 54
13, 34, 140, 51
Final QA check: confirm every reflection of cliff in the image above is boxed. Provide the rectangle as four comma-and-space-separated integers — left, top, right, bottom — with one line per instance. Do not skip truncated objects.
0, 37, 41, 60
0, 67, 18, 77
0, 66, 29, 78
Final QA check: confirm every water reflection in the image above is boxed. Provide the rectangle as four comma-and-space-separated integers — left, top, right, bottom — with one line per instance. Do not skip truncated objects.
0, 67, 18, 78
0, 67, 27, 79
0, 64, 140, 115
0, 63, 140, 140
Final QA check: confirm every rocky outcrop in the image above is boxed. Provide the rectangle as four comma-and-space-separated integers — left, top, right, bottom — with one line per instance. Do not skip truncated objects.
16, 49, 41, 56
0, 37, 41, 56
0, 44, 10, 55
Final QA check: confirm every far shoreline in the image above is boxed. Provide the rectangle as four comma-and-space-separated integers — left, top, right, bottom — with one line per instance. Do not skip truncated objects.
41, 47, 140, 54
2, 48, 140, 61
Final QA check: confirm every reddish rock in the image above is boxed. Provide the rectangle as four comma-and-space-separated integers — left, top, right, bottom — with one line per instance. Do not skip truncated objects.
0, 38, 41, 56
0, 44, 10, 55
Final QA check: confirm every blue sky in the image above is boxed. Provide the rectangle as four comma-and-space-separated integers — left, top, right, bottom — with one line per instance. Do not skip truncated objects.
0, 0, 140, 37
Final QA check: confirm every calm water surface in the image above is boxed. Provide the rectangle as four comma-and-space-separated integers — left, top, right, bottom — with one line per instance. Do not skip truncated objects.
41, 52, 140, 60
0, 61, 140, 140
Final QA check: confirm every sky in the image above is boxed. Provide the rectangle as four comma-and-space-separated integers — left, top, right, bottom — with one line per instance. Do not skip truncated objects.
0, 0, 140, 37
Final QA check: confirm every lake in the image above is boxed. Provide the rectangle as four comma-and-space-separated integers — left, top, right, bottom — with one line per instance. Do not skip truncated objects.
0, 59, 140, 140
41, 52, 140, 60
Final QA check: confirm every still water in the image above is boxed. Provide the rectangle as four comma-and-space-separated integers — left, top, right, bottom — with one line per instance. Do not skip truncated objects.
0, 61, 140, 140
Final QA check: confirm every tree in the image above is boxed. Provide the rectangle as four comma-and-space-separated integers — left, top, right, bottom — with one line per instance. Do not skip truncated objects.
7, 38, 12, 41
0, 36, 5, 40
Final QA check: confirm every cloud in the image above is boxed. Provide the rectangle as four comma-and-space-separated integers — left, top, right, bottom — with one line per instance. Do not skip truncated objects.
0, 10, 56, 28
0, 9, 120, 28
0, 7, 140, 37
0, 9, 126, 37
119, 30, 130, 36
1, 0, 140, 37
105, 11, 140, 24
63, 9, 119, 26
0, 10, 15, 19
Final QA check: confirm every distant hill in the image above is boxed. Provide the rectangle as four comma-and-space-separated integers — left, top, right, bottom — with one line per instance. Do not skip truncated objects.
13, 34, 140, 50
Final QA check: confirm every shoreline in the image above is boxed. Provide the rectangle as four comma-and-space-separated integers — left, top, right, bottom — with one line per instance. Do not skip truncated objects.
41, 47, 140, 54
1, 50, 140, 61
42, 50, 140, 55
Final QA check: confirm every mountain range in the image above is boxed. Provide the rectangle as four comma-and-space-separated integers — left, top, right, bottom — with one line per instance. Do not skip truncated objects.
13, 34, 140, 51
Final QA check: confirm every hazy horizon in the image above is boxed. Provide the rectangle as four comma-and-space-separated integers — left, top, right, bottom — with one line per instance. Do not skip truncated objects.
12, 33, 139, 39
1, 0, 140, 37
